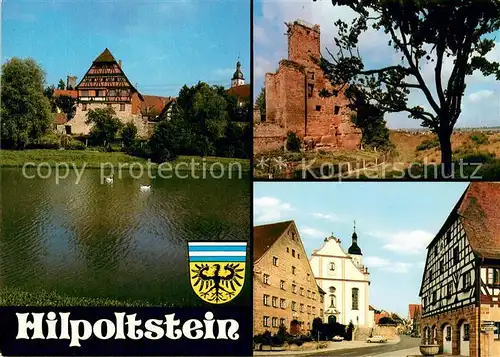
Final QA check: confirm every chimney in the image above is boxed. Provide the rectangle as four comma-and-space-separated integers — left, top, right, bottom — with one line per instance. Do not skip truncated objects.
118, 60, 122, 68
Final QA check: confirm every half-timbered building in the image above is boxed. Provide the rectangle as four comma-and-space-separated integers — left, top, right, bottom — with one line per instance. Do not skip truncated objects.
64, 48, 173, 137
419, 182, 500, 357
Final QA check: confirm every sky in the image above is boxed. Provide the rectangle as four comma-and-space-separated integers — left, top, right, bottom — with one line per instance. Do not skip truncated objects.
254, 182, 470, 318
2, 0, 250, 97
254, 0, 500, 129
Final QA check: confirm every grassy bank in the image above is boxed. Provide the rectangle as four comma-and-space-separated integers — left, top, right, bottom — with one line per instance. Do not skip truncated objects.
0, 287, 174, 307
0, 149, 250, 171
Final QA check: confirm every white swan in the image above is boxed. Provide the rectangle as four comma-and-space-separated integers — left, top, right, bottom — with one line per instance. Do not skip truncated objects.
140, 185, 151, 191
105, 175, 114, 184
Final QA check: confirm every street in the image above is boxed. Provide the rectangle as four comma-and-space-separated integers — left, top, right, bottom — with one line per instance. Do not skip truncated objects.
286, 335, 421, 357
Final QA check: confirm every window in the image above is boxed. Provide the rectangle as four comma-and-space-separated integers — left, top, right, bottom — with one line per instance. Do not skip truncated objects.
292, 284, 297, 294
82, 90, 89, 97
272, 296, 278, 307
300, 304, 304, 312
292, 266, 296, 275
272, 317, 278, 328
307, 71, 315, 80
280, 299, 286, 309
329, 262, 336, 271
300, 287, 304, 296
263, 295, 269, 306
263, 316, 270, 327
291, 301, 297, 311
446, 230, 451, 244
463, 324, 470, 341
292, 249, 295, 257
352, 288, 359, 310
334, 106, 340, 115
307, 305, 311, 313
447, 282, 453, 297
298, 253, 300, 259
434, 245, 438, 257
273, 256, 278, 266
312, 292, 316, 300
312, 306, 316, 315
120, 103, 125, 111
446, 326, 451, 341
488, 268, 500, 285
307, 84, 314, 98
307, 273, 311, 281
320, 309, 323, 317
280, 280, 285, 290
109, 89, 116, 97
454, 247, 459, 265
315, 105, 321, 111
263, 274, 270, 285
291, 232, 295, 240
432, 291, 437, 303
440, 260, 444, 274
463, 272, 471, 288
287, 247, 289, 253
82, 103, 87, 111
494, 322, 500, 340
320, 295, 324, 303
329, 294, 336, 308
307, 290, 311, 298
280, 318, 286, 326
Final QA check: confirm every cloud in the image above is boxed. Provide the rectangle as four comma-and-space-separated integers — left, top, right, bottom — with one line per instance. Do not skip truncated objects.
366, 230, 434, 254
254, 197, 294, 223
364, 256, 412, 274
311, 212, 343, 222
300, 226, 326, 238
468, 90, 496, 102
254, 56, 275, 79
254, 25, 268, 45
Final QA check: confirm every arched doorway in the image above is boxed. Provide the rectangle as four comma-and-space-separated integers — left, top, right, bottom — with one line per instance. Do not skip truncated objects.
431, 325, 437, 344
328, 315, 337, 324
442, 324, 452, 354
423, 326, 431, 344
459, 321, 470, 356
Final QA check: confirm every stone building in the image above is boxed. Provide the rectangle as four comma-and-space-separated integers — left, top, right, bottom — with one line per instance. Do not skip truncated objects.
309, 226, 374, 328
419, 182, 500, 356
254, 20, 361, 154
253, 220, 325, 335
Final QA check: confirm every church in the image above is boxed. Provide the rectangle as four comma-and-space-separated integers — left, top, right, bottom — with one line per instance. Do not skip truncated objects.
309, 225, 374, 328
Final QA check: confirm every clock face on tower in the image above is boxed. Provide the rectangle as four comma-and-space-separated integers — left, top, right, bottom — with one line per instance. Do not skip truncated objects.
329, 262, 336, 272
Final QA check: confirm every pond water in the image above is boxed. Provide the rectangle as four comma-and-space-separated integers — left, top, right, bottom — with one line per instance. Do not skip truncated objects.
0, 168, 250, 306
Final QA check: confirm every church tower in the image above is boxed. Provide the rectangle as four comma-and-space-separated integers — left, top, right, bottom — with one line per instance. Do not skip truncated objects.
231, 60, 245, 87
348, 221, 363, 266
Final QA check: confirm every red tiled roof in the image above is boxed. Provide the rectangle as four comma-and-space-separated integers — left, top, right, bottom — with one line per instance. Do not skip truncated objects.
53, 89, 78, 99
253, 220, 293, 262
226, 84, 250, 100
140, 95, 175, 115
54, 113, 68, 125
408, 304, 422, 319
458, 182, 500, 259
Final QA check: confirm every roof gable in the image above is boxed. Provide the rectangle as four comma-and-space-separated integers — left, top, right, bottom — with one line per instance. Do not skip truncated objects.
253, 220, 293, 262
94, 48, 116, 63
458, 182, 500, 259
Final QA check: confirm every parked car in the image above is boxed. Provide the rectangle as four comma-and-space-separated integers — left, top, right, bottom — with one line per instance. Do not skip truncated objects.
332, 335, 344, 342
367, 335, 387, 343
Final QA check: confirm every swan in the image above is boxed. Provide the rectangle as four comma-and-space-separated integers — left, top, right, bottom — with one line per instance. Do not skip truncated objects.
105, 175, 114, 184
140, 185, 151, 191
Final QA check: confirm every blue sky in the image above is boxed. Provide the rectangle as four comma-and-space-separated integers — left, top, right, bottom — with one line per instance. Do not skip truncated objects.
254, 0, 500, 128
254, 182, 469, 318
3, 0, 250, 97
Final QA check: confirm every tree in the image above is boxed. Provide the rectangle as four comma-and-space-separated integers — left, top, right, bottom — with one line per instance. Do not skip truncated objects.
255, 87, 266, 120
316, 0, 500, 174
149, 115, 191, 162
54, 95, 77, 120
57, 79, 65, 90
1, 58, 52, 148
120, 122, 138, 148
85, 107, 123, 148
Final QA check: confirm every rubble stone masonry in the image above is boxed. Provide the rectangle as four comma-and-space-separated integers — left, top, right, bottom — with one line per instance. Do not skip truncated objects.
254, 20, 361, 154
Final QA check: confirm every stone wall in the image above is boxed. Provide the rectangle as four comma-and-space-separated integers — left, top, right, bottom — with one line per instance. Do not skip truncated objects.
421, 304, 478, 356
254, 123, 285, 154
255, 20, 361, 154
372, 325, 398, 340
68, 102, 150, 138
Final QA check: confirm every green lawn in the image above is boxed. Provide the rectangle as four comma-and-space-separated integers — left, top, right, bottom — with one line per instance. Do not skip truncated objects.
0, 287, 173, 307
0, 149, 250, 171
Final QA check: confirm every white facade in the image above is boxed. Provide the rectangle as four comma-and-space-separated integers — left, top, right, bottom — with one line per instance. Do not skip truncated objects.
310, 233, 373, 328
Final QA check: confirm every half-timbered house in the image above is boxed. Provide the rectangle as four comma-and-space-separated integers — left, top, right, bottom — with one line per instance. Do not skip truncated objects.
419, 182, 500, 357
